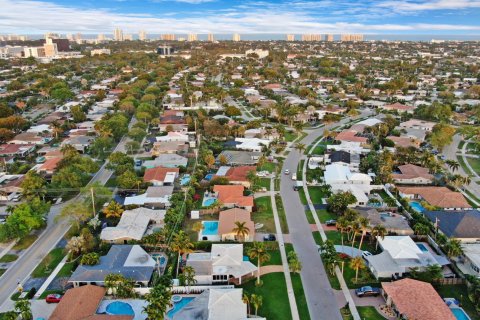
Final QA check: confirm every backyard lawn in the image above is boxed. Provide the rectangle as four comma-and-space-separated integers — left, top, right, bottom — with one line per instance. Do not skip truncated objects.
436, 285, 480, 320
240, 272, 292, 320
254, 197, 275, 233
317, 209, 337, 223
31, 248, 65, 278
258, 162, 276, 173
256, 178, 271, 190
308, 186, 326, 204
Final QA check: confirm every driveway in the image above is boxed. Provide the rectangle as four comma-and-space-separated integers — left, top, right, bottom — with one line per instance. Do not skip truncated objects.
333, 289, 385, 308
31, 300, 57, 319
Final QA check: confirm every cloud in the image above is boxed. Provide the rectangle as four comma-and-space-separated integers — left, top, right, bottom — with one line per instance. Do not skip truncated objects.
0, 0, 480, 34
377, 0, 480, 12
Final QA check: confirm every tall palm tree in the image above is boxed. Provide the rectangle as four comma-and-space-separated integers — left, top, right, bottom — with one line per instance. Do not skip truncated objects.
242, 293, 251, 315
232, 221, 250, 242
50, 120, 63, 139
143, 284, 172, 320
250, 294, 263, 316
103, 201, 124, 219
182, 266, 197, 293
371, 225, 387, 250
356, 216, 370, 251
294, 142, 306, 154
349, 256, 366, 282
287, 251, 302, 274
446, 160, 460, 172
170, 231, 194, 277
248, 242, 271, 286
350, 220, 361, 249
336, 217, 349, 247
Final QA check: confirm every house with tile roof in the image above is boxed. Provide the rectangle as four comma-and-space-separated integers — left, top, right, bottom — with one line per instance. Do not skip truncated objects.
49, 285, 133, 320
379, 102, 415, 114
218, 208, 255, 242
398, 186, 472, 210
392, 164, 434, 184
335, 130, 368, 144
143, 167, 179, 186
214, 166, 257, 188
382, 278, 456, 320
386, 135, 421, 148
212, 185, 254, 212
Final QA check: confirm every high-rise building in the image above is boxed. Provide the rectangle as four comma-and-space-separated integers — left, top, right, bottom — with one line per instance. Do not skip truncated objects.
286, 34, 295, 41
326, 34, 334, 42
161, 34, 176, 41
208, 34, 215, 42
139, 30, 147, 41
301, 34, 322, 41
0, 34, 28, 41
113, 28, 124, 41
124, 34, 133, 41
232, 33, 241, 41
74, 33, 82, 41
97, 34, 106, 41
187, 34, 198, 42
43, 38, 58, 57
341, 34, 364, 41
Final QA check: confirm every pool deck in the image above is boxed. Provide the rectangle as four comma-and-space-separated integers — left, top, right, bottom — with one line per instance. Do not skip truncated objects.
97, 299, 148, 320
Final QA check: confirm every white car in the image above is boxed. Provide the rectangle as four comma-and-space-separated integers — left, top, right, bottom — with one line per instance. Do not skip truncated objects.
284, 169, 290, 175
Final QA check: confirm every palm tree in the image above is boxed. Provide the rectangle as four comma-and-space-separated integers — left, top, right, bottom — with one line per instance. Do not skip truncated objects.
232, 221, 250, 242
170, 231, 194, 276
242, 293, 250, 315
350, 220, 361, 249
182, 266, 197, 293
356, 216, 370, 251
66, 235, 87, 258
15, 300, 32, 320
294, 142, 306, 154
287, 251, 302, 274
61, 143, 79, 160
446, 160, 460, 172
248, 242, 271, 286
143, 284, 172, 319
250, 294, 263, 316
371, 225, 387, 250
192, 221, 204, 234
445, 238, 463, 258
414, 223, 430, 236
336, 217, 349, 247
103, 201, 124, 219
80, 252, 100, 265
294, 122, 304, 137
349, 256, 366, 282
50, 120, 63, 139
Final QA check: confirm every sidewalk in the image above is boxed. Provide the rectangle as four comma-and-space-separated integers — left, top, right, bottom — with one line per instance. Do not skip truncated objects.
270, 177, 300, 320
303, 137, 361, 320
34, 255, 69, 298
0, 241, 16, 261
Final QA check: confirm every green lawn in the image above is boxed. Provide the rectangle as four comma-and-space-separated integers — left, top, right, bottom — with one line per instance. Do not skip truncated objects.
342, 306, 387, 320
240, 272, 292, 320
296, 160, 305, 178
317, 209, 337, 223
13, 234, 38, 251
0, 269, 5, 277
436, 285, 480, 320
258, 162, 276, 173
57, 262, 76, 277
325, 230, 377, 254
254, 196, 275, 233
458, 155, 474, 176
256, 178, 271, 190
31, 248, 65, 278
275, 195, 289, 234
291, 273, 311, 320
312, 231, 323, 245
308, 186, 326, 204
0, 254, 18, 263
284, 131, 297, 142
467, 157, 480, 175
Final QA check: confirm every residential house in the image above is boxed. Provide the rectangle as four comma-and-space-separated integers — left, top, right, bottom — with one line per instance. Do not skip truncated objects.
397, 186, 472, 210
156, 131, 196, 147
143, 154, 188, 168
325, 151, 360, 172
186, 244, 257, 285
69, 245, 155, 287
0, 144, 35, 158
49, 285, 133, 320
456, 243, 480, 276
173, 288, 256, 320
61, 135, 94, 153
399, 119, 436, 131
379, 102, 415, 114
9, 132, 50, 145
212, 185, 254, 212
143, 167, 179, 186
151, 141, 189, 156
234, 138, 270, 152
382, 278, 456, 320
355, 207, 413, 235
386, 136, 421, 149
392, 164, 434, 185
217, 151, 262, 166
36, 156, 62, 176
159, 111, 188, 132
0, 174, 24, 201
214, 166, 257, 188
335, 130, 368, 145
100, 208, 165, 244
218, 208, 255, 242
424, 210, 480, 242
365, 236, 449, 279
123, 186, 173, 208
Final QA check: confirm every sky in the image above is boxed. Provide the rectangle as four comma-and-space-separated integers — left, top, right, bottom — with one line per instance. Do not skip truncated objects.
1, 0, 480, 35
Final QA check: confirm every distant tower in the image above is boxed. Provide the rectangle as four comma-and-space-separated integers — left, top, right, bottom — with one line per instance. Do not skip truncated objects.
232, 33, 241, 41
97, 34, 106, 41
161, 34, 176, 41
286, 34, 295, 41
139, 30, 147, 41
123, 34, 133, 41
113, 27, 124, 41
326, 34, 334, 42
188, 34, 198, 41
208, 34, 215, 42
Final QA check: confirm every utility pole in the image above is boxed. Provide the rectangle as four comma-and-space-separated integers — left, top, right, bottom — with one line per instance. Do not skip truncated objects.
91, 187, 96, 217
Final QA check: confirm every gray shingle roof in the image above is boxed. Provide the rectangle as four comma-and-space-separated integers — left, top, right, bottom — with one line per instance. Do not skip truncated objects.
424, 210, 480, 239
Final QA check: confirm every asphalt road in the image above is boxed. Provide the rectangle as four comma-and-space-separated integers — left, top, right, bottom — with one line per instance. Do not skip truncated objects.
0, 117, 137, 309
280, 110, 372, 320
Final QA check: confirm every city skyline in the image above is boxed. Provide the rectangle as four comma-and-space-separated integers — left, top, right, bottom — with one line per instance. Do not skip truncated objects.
1, 0, 480, 35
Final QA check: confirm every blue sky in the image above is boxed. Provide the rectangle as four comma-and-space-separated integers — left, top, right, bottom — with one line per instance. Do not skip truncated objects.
1, 0, 480, 34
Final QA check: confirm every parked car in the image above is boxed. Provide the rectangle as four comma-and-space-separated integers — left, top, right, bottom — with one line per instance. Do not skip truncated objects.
291, 173, 297, 180
284, 169, 290, 175
45, 294, 62, 303
355, 286, 381, 297
326, 219, 337, 226
362, 251, 372, 259
263, 234, 276, 241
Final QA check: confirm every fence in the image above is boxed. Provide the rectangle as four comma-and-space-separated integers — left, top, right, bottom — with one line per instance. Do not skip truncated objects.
433, 278, 465, 285
199, 208, 220, 215
134, 284, 235, 296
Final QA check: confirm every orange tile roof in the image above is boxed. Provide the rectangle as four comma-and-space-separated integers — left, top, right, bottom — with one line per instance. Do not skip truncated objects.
387, 136, 420, 148
335, 130, 368, 143
392, 164, 433, 180
39, 157, 63, 172
382, 278, 455, 320
143, 167, 179, 182
225, 166, 257, 182
398, 186, 471, 209
383, 102, 415, 111
49, 285, 133, 320
218, 208, 255, 236
213, 185, 254, 207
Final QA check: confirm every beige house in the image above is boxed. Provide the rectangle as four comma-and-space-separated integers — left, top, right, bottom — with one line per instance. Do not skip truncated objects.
218, 208, 255, 242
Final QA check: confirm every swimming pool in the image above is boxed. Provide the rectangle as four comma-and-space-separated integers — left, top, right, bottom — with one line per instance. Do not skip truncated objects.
167, 297, 195, 318
416, 243, 429, 252
202, 221, 219, 235
205, 174, 214, 181
105, 301, 135, 316
203, 198, 216, 207
451, 307, 471, 320
180, 174, 191, 186
410, 201, 425, 213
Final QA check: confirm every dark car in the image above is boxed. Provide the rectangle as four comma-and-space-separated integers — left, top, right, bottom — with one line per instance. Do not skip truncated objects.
263, 234, 276, 241
326, 219, 337, 226
355, 286, 381, 297
45, 294, 62, 303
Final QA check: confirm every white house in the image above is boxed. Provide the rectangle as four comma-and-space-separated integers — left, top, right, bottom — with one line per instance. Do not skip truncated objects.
235, 138, 271, 152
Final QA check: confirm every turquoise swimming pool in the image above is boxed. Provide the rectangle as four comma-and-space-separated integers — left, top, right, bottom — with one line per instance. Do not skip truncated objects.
451, 307, 471, 320
167, 297, 195, 318
416, 243, 428, 252
202, 221, 219, 235
410, 201, 425, 213
105, 301, 135, 316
